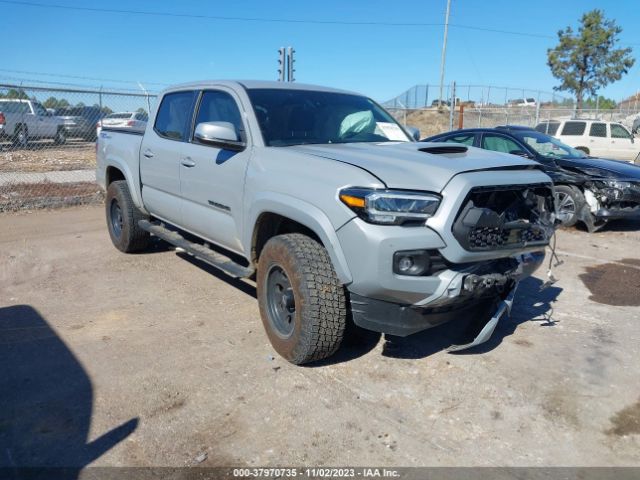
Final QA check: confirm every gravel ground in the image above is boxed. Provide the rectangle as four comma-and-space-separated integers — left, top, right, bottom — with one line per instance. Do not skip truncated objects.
0, 140, 95, 173
1, 206, 639, 469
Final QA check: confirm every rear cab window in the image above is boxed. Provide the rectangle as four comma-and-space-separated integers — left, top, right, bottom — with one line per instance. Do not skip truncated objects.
560, 121, 586, 136
154, 91, 198, 141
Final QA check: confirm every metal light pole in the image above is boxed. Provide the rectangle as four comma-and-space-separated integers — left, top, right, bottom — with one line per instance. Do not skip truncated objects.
438, 0, 452, 108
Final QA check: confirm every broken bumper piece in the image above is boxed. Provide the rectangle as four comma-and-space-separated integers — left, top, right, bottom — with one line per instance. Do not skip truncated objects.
448, 283, 518, 352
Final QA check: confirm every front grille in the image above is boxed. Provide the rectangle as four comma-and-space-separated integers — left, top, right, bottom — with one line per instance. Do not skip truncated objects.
453, 184, 554, 252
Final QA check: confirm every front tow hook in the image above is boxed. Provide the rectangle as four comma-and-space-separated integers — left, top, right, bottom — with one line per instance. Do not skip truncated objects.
447, 283, 518, 352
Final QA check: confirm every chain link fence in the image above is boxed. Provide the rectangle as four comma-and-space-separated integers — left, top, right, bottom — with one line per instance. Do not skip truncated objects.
2, 81, 639, 211
0, 83, 157, 211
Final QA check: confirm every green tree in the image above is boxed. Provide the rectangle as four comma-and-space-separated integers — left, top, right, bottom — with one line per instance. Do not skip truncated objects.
547, 9, 634, 110
583, 95, 617, 109
43, 96, 70, 110
4, 88, 29, 99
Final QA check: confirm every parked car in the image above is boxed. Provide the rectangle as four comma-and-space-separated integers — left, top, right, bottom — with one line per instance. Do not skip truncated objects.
97, 111, 148, 134
97, 80, 556, 364
424, 126, 640, 231
632, 115, 640, 135
0, 99, 66, 146
508, 98, 537, 107
56, 106, 105, 141
536, 119, 640, 162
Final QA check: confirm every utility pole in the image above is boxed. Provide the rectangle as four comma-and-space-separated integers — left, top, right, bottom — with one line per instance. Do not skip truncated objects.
277, 47, 286, 82
438, 0, 452, 109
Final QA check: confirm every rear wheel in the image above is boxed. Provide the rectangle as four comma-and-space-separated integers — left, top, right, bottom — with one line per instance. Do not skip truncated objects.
105, 180, 150, 253
554, 185, 583, 228
575, 146, 590, 155
257, 234, 347, 365
13, 125, 28, 148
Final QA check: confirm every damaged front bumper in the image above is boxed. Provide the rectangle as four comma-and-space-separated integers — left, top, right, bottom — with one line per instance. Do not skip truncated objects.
349, 251, 543, 341
582, 180, 640, 227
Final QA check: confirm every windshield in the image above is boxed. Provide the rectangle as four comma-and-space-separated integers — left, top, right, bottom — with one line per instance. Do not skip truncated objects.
246, 88, 411, 146
514, 130, 588, 160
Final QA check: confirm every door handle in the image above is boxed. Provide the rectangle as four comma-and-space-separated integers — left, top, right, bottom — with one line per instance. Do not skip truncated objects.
181, 157, 196, 167
143, 149, 154, 158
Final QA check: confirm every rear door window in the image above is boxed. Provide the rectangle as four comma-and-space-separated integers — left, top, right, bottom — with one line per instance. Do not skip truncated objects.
589, 123, 607, 137
154, 91, 197, 141
561, 121, 586, 136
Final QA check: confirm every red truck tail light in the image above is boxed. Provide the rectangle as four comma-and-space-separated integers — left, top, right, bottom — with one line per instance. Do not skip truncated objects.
0, 112, 5, 126
127, 120, 135, 126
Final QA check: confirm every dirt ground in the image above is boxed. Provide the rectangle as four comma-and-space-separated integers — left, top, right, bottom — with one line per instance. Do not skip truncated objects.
1, 206, 639, 469
0, 140, 96, 173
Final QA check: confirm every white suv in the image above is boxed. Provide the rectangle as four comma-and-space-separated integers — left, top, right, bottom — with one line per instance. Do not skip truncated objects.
535, 119, 640, 162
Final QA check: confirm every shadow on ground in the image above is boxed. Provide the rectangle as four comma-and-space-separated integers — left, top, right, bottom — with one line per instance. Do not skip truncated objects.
0, 305, 138, 479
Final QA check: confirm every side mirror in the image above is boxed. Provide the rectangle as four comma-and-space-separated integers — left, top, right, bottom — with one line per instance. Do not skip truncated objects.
406, 126, 420, 141
194, 121, 246, 151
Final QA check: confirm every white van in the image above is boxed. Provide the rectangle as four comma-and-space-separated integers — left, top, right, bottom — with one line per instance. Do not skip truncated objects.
535, 119, 640, 162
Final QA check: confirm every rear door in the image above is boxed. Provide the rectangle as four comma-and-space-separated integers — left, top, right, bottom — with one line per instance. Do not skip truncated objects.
179, 88, 251, 253
140, 90, 197, 225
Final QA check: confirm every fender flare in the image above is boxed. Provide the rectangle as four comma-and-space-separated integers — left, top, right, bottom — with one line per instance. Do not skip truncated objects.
103, 158, 147, 214
245, 193, 353, 285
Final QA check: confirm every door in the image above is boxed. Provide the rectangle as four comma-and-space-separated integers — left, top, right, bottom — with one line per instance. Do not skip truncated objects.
180, 89, 251, 253
609, 123, 637, 161
140, 90, 197, 225
31, 102, 56, 138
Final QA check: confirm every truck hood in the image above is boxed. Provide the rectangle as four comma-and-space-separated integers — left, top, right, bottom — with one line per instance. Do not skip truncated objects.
290, 142, 541, 192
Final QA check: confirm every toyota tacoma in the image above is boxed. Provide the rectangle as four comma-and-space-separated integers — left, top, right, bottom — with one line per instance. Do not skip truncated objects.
96, 81, 556, 364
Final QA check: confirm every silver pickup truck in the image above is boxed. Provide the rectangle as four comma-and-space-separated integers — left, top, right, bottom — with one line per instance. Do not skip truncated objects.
97, 80, 556, 364
0, 98, 66, 146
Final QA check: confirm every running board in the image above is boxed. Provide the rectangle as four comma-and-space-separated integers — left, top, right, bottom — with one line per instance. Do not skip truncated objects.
138, 220, 254, 278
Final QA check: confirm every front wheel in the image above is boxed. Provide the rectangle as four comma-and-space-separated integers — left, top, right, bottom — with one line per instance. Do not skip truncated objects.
54, 127, 66, 145
105, 180, 150, 253
257, 234, 347, 365
554, 185, 583, 228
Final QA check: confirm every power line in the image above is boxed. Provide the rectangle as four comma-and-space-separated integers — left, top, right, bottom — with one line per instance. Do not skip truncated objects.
2, 0, 638, 44
0, 68, 168, 87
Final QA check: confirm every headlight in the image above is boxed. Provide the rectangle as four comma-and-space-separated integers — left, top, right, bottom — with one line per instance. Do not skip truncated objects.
339, 187, 440, 225
595, 180, 632, 190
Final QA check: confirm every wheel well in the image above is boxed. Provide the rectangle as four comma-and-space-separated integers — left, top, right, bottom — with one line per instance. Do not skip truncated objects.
106, 166, 126, 186
575, 146, 590, 154
251, 213, 322, 265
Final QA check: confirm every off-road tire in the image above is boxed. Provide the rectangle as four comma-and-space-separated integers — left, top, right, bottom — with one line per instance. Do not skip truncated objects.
257, 233, 347, 365
554, 184, 584, 228
105, 180, 150, 253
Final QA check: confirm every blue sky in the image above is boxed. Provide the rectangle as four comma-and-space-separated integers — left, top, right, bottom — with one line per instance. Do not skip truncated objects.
2, 0, 639, 103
